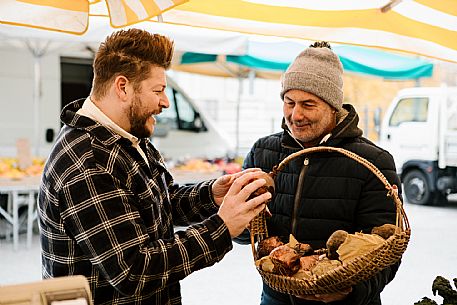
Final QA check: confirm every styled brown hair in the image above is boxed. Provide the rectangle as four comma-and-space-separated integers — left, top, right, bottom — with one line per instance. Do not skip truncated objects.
91, 28, 174, 99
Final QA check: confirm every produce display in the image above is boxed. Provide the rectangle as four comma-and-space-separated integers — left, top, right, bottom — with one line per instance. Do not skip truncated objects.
173, 159, 220, 172
0, 157, 45, 179
172, 158, 242, 174
255, 224, 398, 281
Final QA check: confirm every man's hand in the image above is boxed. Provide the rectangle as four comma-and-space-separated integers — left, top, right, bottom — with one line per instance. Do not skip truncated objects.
296, 287, 352, 303
212, 168, 261, 206
217, 171, 272, 238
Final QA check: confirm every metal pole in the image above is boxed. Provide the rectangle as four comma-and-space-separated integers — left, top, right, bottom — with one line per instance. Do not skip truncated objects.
26, 40, 50, 157
363, 105, 369, 137
33, 55, 41, 156
236, 76, 243, 156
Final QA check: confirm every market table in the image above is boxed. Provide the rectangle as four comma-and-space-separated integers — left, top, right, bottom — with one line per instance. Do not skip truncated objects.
169, 169, 223, 185
0, 171, 223, 251
0, 176, 40, 250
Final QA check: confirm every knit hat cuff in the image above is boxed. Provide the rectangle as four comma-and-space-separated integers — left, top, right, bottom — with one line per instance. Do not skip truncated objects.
280, 71, 343, 111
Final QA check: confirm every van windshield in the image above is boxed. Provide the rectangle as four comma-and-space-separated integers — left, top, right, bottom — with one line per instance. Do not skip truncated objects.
389, 97, 429, 127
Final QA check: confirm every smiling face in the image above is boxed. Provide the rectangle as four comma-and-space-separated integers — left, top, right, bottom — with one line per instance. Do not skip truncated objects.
283, 89, 337, 146
127, 66, 169, 138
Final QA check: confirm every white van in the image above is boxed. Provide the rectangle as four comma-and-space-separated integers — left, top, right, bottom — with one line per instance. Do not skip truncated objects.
152, 76, 235, 160
379, 87, 457, 205
0, 51, 234, 160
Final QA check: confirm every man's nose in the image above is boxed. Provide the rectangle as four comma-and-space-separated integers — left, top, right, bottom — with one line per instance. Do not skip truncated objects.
291, 105, 305, 121
161, 94, 170, 108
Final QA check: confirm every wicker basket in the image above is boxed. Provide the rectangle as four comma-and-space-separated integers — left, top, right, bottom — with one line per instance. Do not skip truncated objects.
249, 146, 411, 295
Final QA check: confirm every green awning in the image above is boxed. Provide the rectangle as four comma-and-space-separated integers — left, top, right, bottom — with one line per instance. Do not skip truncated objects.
180, 41, 433, 80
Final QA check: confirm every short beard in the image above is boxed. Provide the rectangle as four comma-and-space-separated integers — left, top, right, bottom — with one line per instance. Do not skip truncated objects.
129, 97, 152, 138
286, 112, 336, 146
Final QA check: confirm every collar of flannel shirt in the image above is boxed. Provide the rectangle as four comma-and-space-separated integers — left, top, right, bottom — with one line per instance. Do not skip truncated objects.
61, 99, 167, 168
76, 97, 150, 165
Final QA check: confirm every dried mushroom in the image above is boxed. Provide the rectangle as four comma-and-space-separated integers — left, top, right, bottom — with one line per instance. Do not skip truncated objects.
371, 224, 397, 239
288, 234, 314, 256
326, 230, 348, 260
269, 245, 301, 276
257, 236, 284, 259
299, 255, 319, 271
248, 171, 275, 200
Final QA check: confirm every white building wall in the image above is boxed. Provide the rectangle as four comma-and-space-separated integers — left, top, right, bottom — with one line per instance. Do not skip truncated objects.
0, 45, 61, 157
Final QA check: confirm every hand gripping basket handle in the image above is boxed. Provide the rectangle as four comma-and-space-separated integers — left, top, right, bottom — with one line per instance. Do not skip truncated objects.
250, 146, 410, 260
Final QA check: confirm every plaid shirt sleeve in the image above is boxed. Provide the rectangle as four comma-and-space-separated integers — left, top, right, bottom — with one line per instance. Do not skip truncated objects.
59, 162, 232, 297
167, 179, 221, 226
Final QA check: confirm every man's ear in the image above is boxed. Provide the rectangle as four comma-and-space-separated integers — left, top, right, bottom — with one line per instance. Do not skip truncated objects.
114, 75, 129, 100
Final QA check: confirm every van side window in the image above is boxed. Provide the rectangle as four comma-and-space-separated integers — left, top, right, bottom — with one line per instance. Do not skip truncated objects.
389, 97, 429, 127
157, 87, 207, 132
174, 88, 200, 130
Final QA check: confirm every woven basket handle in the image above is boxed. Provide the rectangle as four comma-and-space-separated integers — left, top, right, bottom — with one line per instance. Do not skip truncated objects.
250, 146, 409, 260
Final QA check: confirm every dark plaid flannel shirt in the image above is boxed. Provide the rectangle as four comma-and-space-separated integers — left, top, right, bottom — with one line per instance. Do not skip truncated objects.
38, 100, 233, 305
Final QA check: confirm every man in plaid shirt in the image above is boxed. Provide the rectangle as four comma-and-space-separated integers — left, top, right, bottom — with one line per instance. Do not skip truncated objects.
38, 29, 271, 305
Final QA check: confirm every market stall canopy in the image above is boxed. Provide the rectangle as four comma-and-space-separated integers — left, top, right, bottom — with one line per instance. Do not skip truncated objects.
0, 15, 249, 56
1, 0, 456, 63
163, 0, 457, 63
0, 0, 187, 33
175, 40, 434, 80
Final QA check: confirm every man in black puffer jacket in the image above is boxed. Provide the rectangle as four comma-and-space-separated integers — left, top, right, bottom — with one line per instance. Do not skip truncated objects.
242, 42, 402, 305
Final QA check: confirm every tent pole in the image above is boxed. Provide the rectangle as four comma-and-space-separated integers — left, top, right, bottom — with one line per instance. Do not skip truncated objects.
33, 53, 41, 157
25, 40, 50, 157
236, 75, 243, 156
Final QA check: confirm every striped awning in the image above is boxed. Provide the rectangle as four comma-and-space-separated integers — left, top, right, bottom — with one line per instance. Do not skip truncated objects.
1, 0, 456, 63
0, 0, 187, 34
162, 0, 457, 63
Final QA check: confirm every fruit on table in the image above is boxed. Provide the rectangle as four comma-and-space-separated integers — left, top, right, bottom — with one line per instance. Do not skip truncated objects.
222, 162, 242, 174
174, 159, 219, 172
0, 157, 45, 178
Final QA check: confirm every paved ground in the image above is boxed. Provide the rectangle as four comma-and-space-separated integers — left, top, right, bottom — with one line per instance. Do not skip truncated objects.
1, 197, 457, 305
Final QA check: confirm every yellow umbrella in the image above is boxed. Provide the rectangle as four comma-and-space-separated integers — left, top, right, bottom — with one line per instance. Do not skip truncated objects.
0, 0, 187, 34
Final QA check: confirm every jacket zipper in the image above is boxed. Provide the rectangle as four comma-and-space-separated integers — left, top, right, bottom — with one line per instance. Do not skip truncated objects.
291, 157, 309, 236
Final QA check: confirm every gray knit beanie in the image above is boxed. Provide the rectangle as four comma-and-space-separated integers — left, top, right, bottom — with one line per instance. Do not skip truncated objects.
280, 42, 344, 112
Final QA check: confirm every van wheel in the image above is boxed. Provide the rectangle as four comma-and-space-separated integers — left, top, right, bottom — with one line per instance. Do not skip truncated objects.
403, 170, 434, 205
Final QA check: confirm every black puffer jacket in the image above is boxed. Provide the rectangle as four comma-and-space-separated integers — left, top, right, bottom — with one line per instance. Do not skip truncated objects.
243, 104, 402, 305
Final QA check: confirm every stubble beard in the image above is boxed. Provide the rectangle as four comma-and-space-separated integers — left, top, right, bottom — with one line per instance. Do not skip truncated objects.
287, 113, 335, 145
129, 96, 153, 139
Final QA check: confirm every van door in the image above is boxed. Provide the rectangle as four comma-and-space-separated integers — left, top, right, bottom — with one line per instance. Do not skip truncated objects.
442, 92, 457, 167
379, 95, 439, 172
